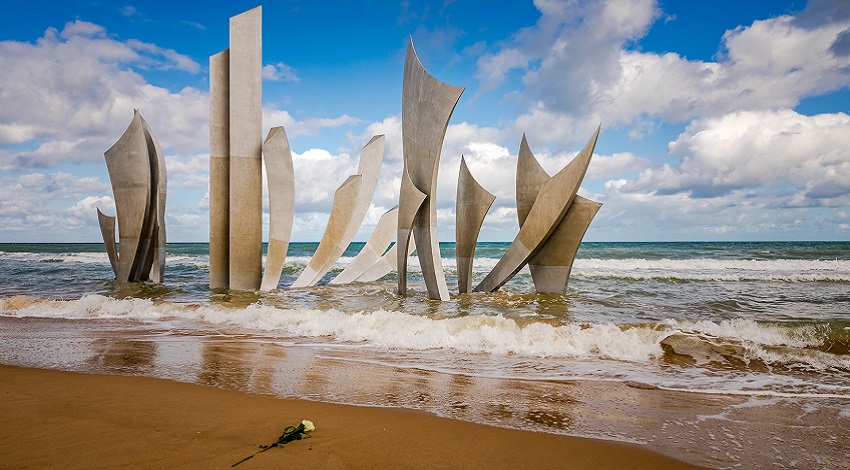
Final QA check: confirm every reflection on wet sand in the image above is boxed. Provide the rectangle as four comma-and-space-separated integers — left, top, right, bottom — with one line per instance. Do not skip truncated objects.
447, 373, 472, 417
87, 337, 157, 374
199, 341, 284, 395
188, 341, 850, 469
199, 342, 253, 391
1, 316, 848, 469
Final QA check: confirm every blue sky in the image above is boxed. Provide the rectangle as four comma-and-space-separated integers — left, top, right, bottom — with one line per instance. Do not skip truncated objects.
1, 0, 849, 242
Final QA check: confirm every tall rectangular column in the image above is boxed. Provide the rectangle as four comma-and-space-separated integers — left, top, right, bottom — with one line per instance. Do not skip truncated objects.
209, 49, 230, 289
228, 6, 263, 290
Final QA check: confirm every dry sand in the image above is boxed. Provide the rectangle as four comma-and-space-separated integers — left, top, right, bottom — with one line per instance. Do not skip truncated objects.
0, 364, 709, 469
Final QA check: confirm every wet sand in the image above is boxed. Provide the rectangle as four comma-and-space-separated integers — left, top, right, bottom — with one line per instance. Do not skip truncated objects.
2, 316, 849, 469
0, 364, 708, 469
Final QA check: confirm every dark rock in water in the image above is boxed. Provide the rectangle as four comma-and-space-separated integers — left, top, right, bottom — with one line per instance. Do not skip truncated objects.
660, 333, 758, 371
624, 381, 659, 390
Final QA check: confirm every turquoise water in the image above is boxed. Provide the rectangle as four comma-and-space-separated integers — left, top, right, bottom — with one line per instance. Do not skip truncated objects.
2, 241, 850, 323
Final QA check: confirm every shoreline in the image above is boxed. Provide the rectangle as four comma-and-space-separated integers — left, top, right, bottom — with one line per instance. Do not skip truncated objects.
0, 364, 709, 469
2, 314, 848, 469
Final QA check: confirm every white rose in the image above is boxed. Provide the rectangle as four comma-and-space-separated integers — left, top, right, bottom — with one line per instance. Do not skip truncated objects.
301, 420, 315, 432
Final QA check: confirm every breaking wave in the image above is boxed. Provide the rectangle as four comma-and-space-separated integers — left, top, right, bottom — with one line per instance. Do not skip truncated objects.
4, 248, 849, 282
572, 258, 850, 282
2, 295, 847, 374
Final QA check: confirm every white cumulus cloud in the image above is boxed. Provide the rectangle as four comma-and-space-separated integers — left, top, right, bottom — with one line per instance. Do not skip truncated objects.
623, 109, 850, 203
262, 62, 299, 82
0, 20, 207, 170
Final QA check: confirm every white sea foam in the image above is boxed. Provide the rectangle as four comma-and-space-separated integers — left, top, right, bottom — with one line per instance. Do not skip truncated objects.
0, 251, 110, 264
2, 295, 847, 373
668, 318, 828, 349
9, 249, 843, 282
573, 258, 850, 282
0, 295, 665, 361
0, 251, 205, 267
166, 255, 205, 266
342, 256, 849, 280
664, 319, 850, 370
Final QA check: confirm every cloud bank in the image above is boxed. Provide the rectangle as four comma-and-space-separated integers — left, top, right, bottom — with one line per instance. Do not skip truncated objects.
2, 1, 850, 241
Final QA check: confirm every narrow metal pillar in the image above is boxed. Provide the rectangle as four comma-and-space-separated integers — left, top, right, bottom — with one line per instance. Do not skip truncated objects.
209, 49, 230, 289
228, 6, 263, 290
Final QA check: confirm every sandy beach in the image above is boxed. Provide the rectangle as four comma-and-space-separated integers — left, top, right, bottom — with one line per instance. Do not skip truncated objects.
0, 364, 708, 469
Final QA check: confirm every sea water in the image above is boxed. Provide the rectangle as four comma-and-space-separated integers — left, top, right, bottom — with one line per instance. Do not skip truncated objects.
1, 241, 849, 469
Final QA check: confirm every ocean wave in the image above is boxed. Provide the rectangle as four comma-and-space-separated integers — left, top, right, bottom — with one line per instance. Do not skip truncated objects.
7, 249, 847, 282
0, 251, 110, 264
308, 256, 850, 280
2, 295, 847, 373
572, 258, 850, 282
0, 295, 663, 361
288, 255, 850, 282
0, 251, 206, 267
660, 319, 850, 371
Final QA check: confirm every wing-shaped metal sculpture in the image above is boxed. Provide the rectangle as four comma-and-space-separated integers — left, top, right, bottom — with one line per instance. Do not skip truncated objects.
516, 134, 602, 294
140, 115, 167, 284
455, 156, 495, 293
104, 111, 151, 282
101, 110, 167, 283
528, 195, 601, 294
260, 126, 295, 291
291, 135, 385, 287
516, 134, 551, 227
293, 176, 361, 286
97, 208, 118, 277
330, 205, 399, 285
356, 238, 417, 283
397, 38, 464, 300
474, 126, 600, 292
397, 165, 427, 293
